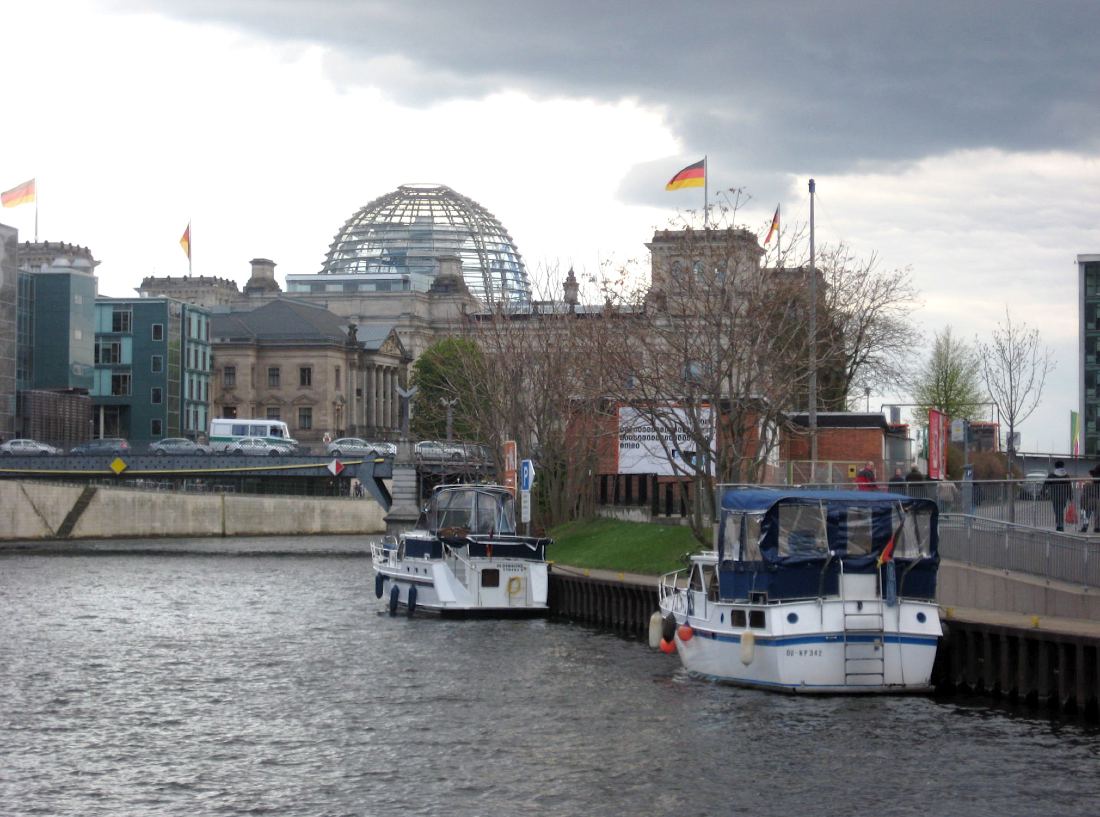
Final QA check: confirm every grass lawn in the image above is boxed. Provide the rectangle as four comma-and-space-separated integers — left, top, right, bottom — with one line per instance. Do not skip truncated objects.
547, 517, 705, 575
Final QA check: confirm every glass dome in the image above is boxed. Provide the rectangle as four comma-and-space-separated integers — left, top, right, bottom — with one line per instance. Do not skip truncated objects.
319, 184, 530, 304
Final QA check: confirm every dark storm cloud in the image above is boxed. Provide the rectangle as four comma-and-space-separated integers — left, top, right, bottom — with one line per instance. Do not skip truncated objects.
127, 0, 1100, 201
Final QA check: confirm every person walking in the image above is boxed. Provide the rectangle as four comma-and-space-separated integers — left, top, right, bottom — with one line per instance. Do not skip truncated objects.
905, 465, 927, 499
855, 461, 877, 491
888, 467, 906, 492
1082, 463, 1100, 533
1044, 460, 1073, 532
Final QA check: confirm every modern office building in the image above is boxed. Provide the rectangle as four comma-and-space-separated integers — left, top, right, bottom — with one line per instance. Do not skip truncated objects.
1079, 253, 1100, 456
92, 297, 211, 443
0, 224, 17, 440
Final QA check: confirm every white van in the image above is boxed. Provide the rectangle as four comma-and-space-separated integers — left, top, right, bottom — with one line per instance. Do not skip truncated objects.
208, 418, 297, 453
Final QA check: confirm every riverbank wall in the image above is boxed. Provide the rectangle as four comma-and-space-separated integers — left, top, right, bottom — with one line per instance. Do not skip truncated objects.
547, 569, 1100, 721
0, 480, 385, 540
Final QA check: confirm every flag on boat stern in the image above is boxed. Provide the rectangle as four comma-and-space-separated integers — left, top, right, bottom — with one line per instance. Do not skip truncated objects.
764, 204, 780, 244
665, 160, 705, 191
180, 222, 191, 261
2, 178, 36, 208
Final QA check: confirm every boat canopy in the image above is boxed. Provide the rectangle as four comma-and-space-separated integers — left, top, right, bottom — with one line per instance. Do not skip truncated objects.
713, 488, 939, 601
427, 485, 517, 536
717, 487, 939, 565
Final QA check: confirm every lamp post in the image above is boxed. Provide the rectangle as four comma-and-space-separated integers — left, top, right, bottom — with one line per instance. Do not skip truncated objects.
441, 398, 458, 441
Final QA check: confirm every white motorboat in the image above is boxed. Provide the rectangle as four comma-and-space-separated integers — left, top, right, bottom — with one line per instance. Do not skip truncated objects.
371, 484, 551, 617
656, 488, 942, 693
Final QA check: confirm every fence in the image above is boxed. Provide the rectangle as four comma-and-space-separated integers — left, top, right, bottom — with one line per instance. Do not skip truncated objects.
938, 516, 1100, 590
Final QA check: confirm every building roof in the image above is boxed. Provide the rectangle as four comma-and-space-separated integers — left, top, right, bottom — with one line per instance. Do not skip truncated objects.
212, 299, 362, 344
787, 411, 889, 430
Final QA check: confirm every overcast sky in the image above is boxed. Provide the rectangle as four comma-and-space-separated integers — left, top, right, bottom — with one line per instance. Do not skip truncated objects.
4, 0, 1098, 453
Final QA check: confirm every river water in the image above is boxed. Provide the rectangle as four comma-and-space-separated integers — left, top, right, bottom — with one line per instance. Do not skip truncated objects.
1, 547, 1098, 817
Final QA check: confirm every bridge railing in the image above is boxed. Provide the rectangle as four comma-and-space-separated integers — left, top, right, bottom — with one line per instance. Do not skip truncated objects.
938, 514, 1100, 590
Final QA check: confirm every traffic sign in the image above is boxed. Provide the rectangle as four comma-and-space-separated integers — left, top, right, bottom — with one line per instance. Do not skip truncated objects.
520, 489, 531, 523
520, 459, 534, 492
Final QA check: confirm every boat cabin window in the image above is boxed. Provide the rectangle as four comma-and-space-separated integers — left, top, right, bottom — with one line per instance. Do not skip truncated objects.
894, 509, 933, 559
481, 569, 500, 588
777, 503, 828, 558
742, 514, 764, 561
845, 508, 873, 556
749, 610, 766, 629
436, 490, 475, 531
721, 513, 743, 560
730, 609, 747, 627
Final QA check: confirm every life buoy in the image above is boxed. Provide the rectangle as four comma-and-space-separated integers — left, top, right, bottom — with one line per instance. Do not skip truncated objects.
507, 576, 523, 596
388, 584, 400, 616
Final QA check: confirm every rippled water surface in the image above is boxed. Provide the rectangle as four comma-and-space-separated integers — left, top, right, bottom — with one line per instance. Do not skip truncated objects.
2, 550, 1098, 817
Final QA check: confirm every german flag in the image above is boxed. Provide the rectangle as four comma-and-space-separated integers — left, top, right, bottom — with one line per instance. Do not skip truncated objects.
180, 222, 191, 261
764, 204, 780, 244
665, 160, 705, 191
1, 178, 35, 208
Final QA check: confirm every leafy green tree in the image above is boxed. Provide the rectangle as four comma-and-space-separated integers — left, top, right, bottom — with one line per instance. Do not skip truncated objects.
912, 326, 986, 424
409, 337, 485, 441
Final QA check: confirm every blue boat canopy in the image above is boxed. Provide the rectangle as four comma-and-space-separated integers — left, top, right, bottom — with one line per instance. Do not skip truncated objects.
714, 487, 940, 601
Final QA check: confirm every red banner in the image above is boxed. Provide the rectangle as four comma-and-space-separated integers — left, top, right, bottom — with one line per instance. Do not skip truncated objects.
928, 409, 948, 480
502, 440, 517, 496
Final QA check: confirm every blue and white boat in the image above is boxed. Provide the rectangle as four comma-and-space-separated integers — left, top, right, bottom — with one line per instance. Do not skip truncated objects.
657, 488, 942, 693
371, 484, 551, 617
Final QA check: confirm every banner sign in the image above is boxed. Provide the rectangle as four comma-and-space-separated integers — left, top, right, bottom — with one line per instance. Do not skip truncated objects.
617, 405, 713, 476
928, 409, 948, 480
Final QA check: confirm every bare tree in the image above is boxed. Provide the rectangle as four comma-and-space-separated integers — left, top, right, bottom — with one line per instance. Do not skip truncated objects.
976, 308, 1054, 473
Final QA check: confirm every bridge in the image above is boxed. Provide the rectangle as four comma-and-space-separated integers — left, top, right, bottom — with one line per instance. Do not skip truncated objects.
0, 453, 395, 509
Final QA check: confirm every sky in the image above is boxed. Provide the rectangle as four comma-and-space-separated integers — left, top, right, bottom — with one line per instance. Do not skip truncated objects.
3, 0, 1099, 454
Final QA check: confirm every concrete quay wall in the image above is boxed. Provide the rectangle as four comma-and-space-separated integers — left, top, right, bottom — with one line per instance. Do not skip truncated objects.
938, 560, 1100, 621
0, 480, 385, 540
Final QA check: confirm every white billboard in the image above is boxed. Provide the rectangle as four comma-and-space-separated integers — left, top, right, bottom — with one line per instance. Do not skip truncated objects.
617, 405, 713, 476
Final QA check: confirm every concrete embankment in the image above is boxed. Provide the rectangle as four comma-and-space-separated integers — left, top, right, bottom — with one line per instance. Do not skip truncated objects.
0, 480, 385, 541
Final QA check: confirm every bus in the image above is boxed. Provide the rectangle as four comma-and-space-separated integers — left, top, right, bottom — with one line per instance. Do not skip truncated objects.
208, 419, 297, 453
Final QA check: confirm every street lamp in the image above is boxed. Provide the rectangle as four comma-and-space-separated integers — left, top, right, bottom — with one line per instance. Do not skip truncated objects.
441, 398, 458, 441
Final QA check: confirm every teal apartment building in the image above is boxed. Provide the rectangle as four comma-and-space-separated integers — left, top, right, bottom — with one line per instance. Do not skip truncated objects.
92, 297, 211, 444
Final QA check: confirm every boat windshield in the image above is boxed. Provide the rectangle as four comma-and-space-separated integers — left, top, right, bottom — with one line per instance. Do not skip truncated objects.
432, 488, 516, 535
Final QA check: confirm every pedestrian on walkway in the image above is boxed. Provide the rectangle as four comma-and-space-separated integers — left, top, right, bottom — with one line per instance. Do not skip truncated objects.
855, 461, 877, 491
1082, 463, 1100, 533
888, 467, 906, 492
1044, 460, 1072, 532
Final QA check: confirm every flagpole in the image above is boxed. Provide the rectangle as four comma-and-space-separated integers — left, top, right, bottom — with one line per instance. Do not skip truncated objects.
34, 181, 39, 242
776, 203, 781, 268
703, 155, 708, 229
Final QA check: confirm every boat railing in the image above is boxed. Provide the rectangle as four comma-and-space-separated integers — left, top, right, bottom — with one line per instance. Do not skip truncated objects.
441, 541, 477, 587
658, 568, 688, 613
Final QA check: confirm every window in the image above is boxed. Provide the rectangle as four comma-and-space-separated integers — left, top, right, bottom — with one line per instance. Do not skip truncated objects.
151, 323, 164, 341
151, 419, 163, 436
298, 407, 312, 430
111, 373, 131, 396
266, 407, 281, 420
151, 355, 163, 373
74, 294, 83, 305
481, 569, 500, 588
335, 366, 341, 389
223, 366, 236, 387
73, 329, 82, 340
299, 366, 312, 387
151, 387, 163, 404
95, 340, 121, 365
112, 308, 132, 333
268, 367, 280, 387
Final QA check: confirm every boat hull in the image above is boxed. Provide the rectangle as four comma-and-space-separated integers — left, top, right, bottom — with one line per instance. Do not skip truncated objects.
659, 592, 941, 694
373, 554, 550, 617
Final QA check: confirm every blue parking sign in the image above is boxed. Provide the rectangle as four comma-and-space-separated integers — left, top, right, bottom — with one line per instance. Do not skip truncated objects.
520, 459, 534, 492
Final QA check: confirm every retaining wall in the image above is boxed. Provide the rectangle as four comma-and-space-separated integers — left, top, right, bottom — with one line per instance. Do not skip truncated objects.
0, 480, 385, 540
938, 560, 1100, 620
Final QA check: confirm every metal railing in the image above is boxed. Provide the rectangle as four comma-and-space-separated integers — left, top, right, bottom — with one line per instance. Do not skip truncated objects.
938, 514, 1100, 590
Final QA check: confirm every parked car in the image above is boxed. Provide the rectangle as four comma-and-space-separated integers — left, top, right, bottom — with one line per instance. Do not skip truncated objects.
326, 437, 394, 457
415, 440, 464, 462
223, 437, 290, 456
0, 438, 60, 456
69, 438, 130, 456
148, 438, 213, 456
1019, 470, 1049, 500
